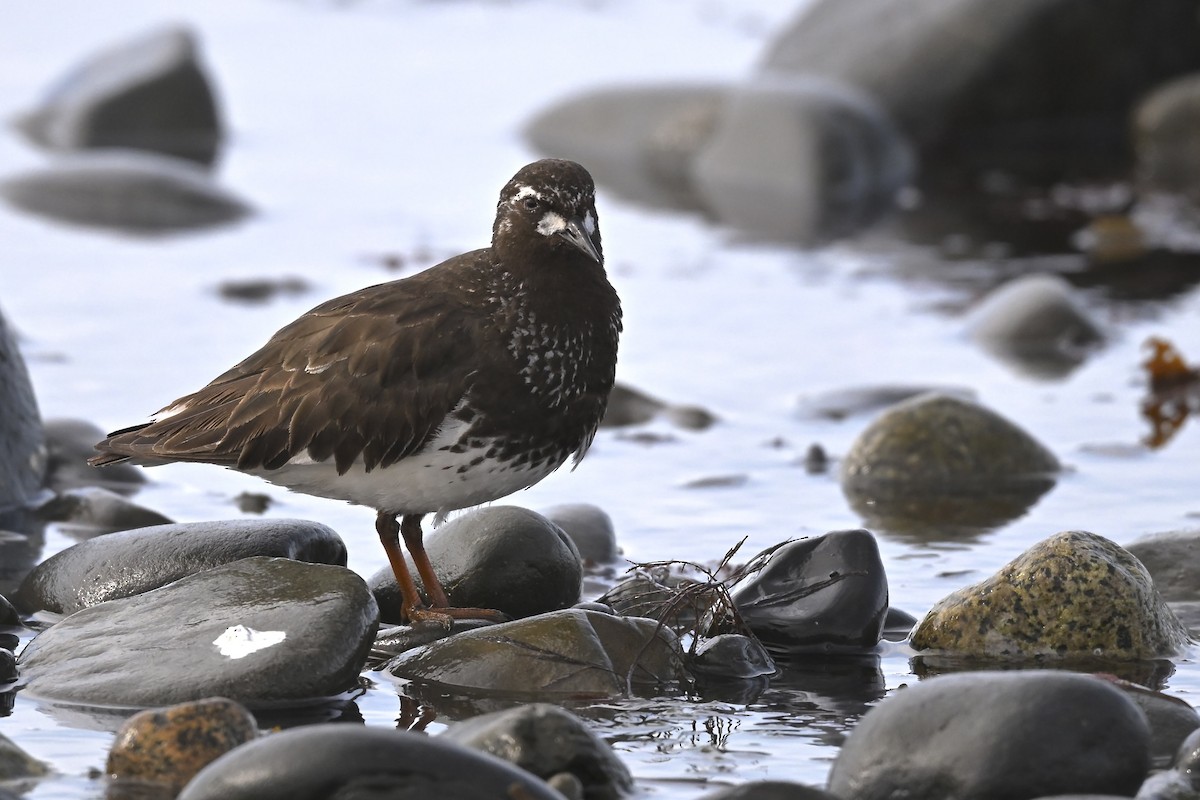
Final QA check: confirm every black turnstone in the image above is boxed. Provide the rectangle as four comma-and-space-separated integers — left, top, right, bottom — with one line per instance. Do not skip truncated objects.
90, 158, 622, 625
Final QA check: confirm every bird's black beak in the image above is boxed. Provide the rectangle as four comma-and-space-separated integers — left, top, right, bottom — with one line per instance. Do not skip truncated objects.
559, 216, 602, 263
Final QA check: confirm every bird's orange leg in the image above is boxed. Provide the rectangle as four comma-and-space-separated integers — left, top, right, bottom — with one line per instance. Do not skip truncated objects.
400, 513, 508, 624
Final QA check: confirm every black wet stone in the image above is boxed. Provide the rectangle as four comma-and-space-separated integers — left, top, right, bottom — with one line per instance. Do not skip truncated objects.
15, 517, 346, 615
386, 607, 684, 697
827, 670, 1152, 800
443, 703, 633, 800
369, 506, 581, 624
690, 634, 778, 680
730, 530, 889, 653
176, 725, 561, 800
18, 556, 377, 708
13, 25, 223, 166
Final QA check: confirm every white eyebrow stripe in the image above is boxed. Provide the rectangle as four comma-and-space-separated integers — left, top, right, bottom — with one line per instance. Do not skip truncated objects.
514, 185, 545, 202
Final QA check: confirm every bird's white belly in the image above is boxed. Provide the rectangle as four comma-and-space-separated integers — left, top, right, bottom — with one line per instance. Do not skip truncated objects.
247, 423, 560, 519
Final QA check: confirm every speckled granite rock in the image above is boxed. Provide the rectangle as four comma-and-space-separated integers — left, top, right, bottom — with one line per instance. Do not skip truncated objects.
911, 531, 1189, 659
107, 697, 257, 793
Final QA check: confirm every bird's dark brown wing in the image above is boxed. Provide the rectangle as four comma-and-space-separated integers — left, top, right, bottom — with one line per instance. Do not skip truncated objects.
91, 258, 490, 475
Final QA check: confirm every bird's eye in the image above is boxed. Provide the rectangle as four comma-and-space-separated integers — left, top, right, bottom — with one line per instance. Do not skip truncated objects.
522, 197, 539, 210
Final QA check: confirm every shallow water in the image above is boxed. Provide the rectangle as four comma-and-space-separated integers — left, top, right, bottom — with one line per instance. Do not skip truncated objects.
2, 1, 1199, 797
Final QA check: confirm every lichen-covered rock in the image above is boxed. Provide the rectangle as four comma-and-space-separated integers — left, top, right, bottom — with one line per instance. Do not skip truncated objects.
840, 393, 1059, 534
911, 531, 1190, 659
107, 697, 257, 793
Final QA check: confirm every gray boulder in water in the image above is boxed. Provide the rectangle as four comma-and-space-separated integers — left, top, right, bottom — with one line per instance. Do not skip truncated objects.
13, 25, 223, 167
0, 308, 46, 513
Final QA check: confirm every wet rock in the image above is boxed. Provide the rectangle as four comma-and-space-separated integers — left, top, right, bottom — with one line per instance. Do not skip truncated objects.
0, 151, 252, 235
36, 486, 172, 537
967, 274, 1105, 379
0, 650, 15, 684
601, 383, 717, 431
107, 697, 257, 794
911, 531, 1190, 659
178, 724, 560, 800
1126, 529, 1200, 602
0, 594, 18, 627
692, 77, 914, 243
881, 606, 918, 641
42, 418, 144, 494
0, 731, 50, 780
369, 506, 581, 624
760, 0, 1200, 187
730, 530, 888, 653
796, 384, 974, 421
0, 306, 46, 512
524, 83, 725, 212
387, 607, 684, 697
542, 503, 620, 564
840, 393, 1059, 536
1135, 74, 1200, 197
13, 25, 223, 167
18, 556, 377, 707
827, 670, 1152, 800
1104, 678, 1200, 769
443, 703, 633, 800
15, 517, 346, 615
697, 782, 840, 800
690, 634, 777, 680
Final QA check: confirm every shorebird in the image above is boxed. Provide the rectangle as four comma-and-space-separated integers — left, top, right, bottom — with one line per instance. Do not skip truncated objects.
90, 159, 622, 626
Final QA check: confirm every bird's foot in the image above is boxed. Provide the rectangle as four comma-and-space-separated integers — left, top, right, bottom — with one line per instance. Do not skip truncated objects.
405, 605, 509, 630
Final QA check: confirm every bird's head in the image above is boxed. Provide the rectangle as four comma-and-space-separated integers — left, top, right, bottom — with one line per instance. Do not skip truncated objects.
493, 159, 602, 264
